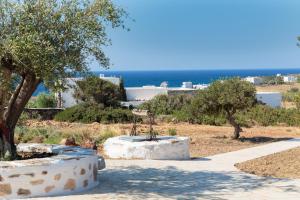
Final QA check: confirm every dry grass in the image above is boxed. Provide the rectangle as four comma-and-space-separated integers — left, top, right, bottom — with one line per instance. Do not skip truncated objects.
24, 120, 300, 158
235, 147, 300, 179
256, 83, 300, 93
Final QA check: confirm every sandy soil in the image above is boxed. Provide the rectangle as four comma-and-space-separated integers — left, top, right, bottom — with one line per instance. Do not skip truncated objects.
24, 120, 300, 158
256, 83, 300, 93
235, 147, 300, 179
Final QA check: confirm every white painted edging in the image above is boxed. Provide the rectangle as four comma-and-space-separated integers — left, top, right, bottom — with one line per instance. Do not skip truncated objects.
0, 144, 105, 199
104, 136, 190, 160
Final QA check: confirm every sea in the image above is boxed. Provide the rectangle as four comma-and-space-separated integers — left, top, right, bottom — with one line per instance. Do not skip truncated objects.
34, 68, 300, 96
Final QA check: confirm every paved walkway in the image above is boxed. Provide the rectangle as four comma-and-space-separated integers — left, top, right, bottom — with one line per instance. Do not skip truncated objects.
37, 138, 300, 200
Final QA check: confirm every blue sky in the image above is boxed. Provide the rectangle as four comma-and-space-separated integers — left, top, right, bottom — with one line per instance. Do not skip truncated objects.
93, 0, 300, 71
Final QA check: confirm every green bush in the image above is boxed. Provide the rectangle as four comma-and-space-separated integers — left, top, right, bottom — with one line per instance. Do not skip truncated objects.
27, 93, 56, 108
244, 105, 300, 126
168, 128, 177, 136
54, 103, 134, 123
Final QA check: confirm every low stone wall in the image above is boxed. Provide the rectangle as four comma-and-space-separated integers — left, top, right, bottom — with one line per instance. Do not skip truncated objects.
0, 144, 105, 199
104, 136, 190, 160
24, 108, 64, 120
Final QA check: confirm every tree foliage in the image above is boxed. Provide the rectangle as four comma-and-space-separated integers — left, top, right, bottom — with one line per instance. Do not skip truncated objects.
191, 78, 256, 139
74, 76, 124, 107
140, 94, 192, 115
0, 0, 125, 160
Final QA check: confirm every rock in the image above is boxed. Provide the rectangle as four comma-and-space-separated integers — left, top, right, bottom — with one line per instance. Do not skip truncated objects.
81, 140, 97, 150
60, 137, 78, 146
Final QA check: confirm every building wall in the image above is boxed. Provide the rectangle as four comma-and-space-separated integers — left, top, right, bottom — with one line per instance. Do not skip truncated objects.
125, 87, 168, 101
256, 92, 282, 108
283, 76, 297, 83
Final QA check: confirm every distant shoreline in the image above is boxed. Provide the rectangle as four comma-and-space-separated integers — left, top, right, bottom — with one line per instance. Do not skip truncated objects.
34, 68, 300, 96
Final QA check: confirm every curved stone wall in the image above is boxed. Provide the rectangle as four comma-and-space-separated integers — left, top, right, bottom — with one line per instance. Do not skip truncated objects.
0, 144, 105, 199
104, 136, 190, 160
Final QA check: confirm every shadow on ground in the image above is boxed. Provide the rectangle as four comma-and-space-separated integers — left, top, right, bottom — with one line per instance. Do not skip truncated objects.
238, 136, 292, 144
83, 166, 296, 199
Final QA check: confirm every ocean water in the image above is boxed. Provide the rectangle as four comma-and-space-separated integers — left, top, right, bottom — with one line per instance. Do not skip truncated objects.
34, 68, 300, 95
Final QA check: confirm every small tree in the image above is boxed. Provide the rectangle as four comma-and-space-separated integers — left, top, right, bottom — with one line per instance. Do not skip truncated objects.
0, 0, 125, 160
74, 76, 122, 107
191, 78, 256, 139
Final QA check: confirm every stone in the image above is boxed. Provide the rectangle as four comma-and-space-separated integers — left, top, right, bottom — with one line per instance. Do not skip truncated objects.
54, 173, 61, 181
30, 179, 44, 185
80, 168, 86, 175
82, 140, 97, 150
65, 137, 78, 146
17, 188, 31, 196
0, 184, 12, 196
45, 185, 55, 193
42, 171, 48, 175
64, 179, 76, 190
83, 180, 88, 187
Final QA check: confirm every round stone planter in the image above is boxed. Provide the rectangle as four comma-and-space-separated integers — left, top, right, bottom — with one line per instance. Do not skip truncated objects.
104, 136, 190, 160
0, 143, 105, 199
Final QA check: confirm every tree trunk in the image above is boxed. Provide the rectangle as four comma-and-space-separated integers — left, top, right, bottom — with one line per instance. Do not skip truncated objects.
227, 115, 241, 140
0, 123, 16, 160
0, 73, 40, 160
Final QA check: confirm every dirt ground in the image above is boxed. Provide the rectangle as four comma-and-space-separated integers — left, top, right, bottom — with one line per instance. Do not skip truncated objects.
256, 83, 300, 93
24, 120, 300, 158
235, 147, 300, 179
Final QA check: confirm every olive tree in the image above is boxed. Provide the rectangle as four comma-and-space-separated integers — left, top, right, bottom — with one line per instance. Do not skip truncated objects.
0, 0, 125, 160
191, 78, 256, 139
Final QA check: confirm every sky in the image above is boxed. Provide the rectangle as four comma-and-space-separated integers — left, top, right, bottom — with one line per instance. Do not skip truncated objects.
92, 0, 300, 71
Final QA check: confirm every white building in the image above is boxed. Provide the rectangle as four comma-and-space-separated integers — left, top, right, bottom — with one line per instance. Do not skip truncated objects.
283, 75, 297, 83
59, 78, 83, 108
244, 76, 263, 85
99, 74, 121, 85
256, 92, 282, 108
181, 82, 193, 88
125, 86, 168, 101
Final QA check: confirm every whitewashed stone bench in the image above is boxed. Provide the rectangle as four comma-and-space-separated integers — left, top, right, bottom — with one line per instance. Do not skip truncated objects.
0, 143, 105, 199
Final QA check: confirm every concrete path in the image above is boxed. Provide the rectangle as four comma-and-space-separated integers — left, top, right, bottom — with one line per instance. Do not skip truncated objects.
36, 138, 300, 200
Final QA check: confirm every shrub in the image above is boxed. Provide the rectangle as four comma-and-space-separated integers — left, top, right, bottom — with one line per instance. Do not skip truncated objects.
168, 128, 177, 136
27, 93, 56, 108
244, 105, 300, 126
140, 94, 192, 115
54, 103, 133, 123
74, 76, 124, 107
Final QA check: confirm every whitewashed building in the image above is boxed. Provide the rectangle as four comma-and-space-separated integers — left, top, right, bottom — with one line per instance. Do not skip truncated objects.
283, 75, 298, 83
125, 86, 168, 101
99, 74, 121, 85
244, 76, 263, 85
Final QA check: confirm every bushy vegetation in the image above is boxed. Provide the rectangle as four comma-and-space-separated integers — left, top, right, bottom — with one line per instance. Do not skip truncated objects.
282, 88, 300, 102
27, 93, 57, 108
262, 76, 284, 85
168, 128, 177, 136
54, 103, 133, 123
15, 126, 117, 145
140, 94, 192, 115
74, 76, 126, 107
